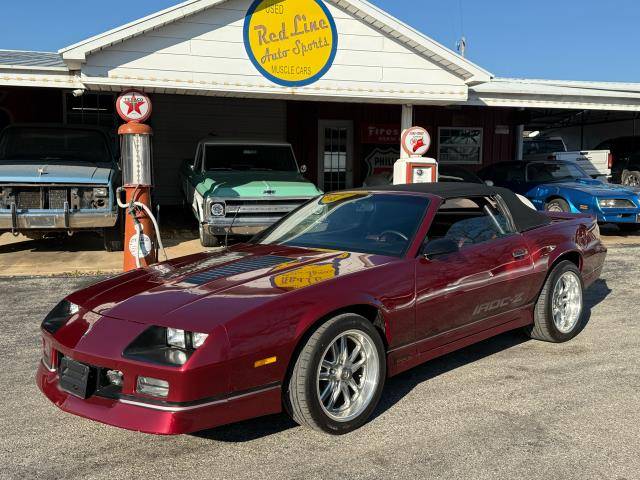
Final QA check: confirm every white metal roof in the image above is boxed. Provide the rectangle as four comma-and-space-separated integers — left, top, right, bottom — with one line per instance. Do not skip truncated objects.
0, 49, 81, 89
468, 78, 640, 111
0, 49, 67, 71
59, 0, 491, 83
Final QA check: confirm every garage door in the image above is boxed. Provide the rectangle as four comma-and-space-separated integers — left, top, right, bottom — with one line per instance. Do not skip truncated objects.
151, 95, 287, 205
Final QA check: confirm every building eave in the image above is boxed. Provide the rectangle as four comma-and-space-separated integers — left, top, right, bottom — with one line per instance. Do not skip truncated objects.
468, 78, 640, 112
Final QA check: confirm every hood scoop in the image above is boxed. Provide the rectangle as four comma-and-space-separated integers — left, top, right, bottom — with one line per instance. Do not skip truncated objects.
180, 255, 293, 286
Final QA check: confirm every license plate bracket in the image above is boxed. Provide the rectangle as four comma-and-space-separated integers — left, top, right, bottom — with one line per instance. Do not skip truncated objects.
59, 357, 96, 399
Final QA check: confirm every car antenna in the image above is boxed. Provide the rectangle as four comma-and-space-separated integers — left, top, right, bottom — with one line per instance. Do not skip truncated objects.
224, 207, 241, 251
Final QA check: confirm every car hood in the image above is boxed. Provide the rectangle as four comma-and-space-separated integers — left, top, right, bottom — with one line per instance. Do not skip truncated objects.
551, 178, 639, 197
199, 171, 322, 198
68, 244, 392, 332
0, 162, 114, 184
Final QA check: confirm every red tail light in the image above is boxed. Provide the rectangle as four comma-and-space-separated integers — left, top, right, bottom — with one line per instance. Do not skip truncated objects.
608, 153, 613, 170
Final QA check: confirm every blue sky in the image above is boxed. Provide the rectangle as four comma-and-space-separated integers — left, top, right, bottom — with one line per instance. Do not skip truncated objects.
0, 0, 636, 82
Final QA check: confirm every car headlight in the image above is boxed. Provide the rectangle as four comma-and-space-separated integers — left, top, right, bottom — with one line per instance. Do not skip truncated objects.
598, 198, 635, 209
167, 328, 209, 350
210, 202, 225, 217
42, 300, 80, 334
124, 326, 209, 367
93, 187, 109, 197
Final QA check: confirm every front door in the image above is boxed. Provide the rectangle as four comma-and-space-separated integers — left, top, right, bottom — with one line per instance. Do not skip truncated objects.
318, 120, 354, 192
414, 196, 536, 353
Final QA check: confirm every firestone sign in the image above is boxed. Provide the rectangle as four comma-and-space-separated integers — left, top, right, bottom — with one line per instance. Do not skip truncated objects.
243, 0, 338, 87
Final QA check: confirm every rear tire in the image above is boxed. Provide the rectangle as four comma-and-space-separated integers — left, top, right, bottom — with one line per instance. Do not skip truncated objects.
545, 198, 570, 213
526, 261, 585, 343
285, 313, 386, 435
199, 224, 219, 248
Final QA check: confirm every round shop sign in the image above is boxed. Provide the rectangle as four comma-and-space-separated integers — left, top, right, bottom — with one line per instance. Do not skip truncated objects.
116, 90, 152, 123
128, 233, 153, 259
243, 0, 338, 87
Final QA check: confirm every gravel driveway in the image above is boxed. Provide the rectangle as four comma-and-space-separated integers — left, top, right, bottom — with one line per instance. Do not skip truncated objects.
1, 245, 638, 480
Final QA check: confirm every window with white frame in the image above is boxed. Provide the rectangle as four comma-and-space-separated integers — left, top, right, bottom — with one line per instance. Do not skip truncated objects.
437, 127, 483, 164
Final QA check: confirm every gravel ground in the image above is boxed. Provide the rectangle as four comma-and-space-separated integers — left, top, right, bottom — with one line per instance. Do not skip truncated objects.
0, 245, 638, 480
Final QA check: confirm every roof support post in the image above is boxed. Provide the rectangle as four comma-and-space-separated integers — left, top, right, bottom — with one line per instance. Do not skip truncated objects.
515, 123, 524, 160
401, 104, 414, 159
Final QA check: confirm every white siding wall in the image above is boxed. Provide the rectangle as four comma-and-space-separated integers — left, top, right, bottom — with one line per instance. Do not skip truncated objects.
150, 94, 286, 204
546, 119, 640, 150
82, 0, 468, 102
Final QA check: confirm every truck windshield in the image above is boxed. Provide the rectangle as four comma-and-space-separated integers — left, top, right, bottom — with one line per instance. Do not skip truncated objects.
0, 128, 111, 164
527, 162, 589, 182
205, 145, 297, 172
253, 193, 429, 257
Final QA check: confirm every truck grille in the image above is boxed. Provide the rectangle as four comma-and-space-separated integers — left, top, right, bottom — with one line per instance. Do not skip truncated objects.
224, 198, 309, 219
48, 189, 69, 209
17, 189, 42, 209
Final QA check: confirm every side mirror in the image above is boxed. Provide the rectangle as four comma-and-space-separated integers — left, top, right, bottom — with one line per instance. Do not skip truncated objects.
484, 180, 494, 187
422, 238, 459, 259
300, 164, 308, 174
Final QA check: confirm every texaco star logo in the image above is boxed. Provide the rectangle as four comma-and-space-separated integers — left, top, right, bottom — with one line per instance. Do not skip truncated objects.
116, 89, 152, 122
124, 94, 145, 116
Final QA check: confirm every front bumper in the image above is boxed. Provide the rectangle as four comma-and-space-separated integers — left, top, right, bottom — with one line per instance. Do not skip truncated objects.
205, 217, 283, 236
36, 360, 281, 435
596, 211, 640, 224
0, 209, 117, 231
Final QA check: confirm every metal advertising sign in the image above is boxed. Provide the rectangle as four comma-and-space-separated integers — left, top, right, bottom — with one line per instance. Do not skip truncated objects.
243, 0, 338, 87
401, 126, 431, 157
116, 90, 152, 123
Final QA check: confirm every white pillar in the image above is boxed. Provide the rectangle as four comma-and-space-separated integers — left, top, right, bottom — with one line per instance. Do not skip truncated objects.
401, 104, 413, 158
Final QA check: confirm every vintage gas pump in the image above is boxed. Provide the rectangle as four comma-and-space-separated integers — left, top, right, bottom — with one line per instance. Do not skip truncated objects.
115, 90, 165, 271
393, 126, 438, 184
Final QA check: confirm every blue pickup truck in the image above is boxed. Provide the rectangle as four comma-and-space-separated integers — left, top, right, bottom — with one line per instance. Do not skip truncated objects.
0, 124, 123, 250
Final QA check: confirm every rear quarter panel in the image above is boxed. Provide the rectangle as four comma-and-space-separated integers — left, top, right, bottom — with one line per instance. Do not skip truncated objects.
522, 214, 606, 293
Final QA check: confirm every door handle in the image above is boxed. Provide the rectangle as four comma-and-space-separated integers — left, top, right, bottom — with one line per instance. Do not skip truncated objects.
512, 248, 529, 259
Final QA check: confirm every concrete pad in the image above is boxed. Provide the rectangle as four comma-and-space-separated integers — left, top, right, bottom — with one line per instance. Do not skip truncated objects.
0, 230, 218, 276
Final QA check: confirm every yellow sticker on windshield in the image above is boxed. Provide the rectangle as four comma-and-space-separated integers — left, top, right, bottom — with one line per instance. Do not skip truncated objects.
320, 192, 361, 204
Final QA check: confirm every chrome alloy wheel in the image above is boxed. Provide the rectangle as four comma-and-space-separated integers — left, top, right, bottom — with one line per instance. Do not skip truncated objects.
624, 173, 640, 187
316, 330, 380, 422
552, 271, 583, 333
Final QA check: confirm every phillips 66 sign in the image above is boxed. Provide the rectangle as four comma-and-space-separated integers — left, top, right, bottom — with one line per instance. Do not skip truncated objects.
243, 0, 338, 87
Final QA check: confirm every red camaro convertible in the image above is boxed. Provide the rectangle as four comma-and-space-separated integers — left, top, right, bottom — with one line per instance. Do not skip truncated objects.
37, 183, 607, 435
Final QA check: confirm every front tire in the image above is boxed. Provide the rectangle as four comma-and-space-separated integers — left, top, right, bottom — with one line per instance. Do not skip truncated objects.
103, 213, 124, 252
618, 223, 640, 233
622, 170, 640, 187
199, 224, 219, 248
286, 313, 386, 434
527, 261, 585, 343
545, 198, 570, 213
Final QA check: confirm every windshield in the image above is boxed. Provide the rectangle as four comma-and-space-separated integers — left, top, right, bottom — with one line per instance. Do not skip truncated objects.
254, 192, 429, 257
527, 162, 589, 183
523, 138, 566, 155
205, 145, 297, 172
0, 128, 111, 164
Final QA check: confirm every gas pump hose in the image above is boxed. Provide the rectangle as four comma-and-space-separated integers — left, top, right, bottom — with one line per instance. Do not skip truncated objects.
116, 187, 168, 268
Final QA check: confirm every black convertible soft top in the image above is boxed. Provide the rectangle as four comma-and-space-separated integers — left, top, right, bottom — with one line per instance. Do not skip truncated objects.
364, 182, 552, 233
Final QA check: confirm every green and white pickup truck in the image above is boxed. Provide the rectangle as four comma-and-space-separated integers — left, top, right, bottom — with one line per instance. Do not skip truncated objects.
180, 139, 323, 247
